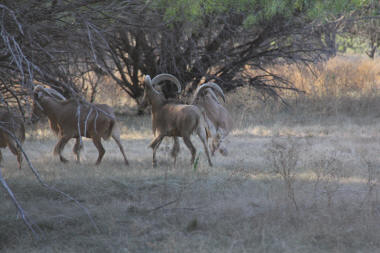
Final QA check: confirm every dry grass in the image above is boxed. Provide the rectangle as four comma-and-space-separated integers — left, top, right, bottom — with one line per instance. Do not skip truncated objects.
1, 55, 380, 252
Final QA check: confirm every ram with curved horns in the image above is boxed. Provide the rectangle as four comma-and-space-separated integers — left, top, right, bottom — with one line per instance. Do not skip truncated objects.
31, 86, 129, 166
191, 82, 233, 156
0, 108, 25, 169
141, 74, 213, 167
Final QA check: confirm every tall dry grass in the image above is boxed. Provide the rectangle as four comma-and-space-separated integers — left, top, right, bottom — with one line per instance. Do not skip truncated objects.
228, 55, 380, 130
91, 55, 380, 123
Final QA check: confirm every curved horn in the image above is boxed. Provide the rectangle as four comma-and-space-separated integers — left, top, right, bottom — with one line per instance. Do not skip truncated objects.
207, 89, 220, 103
192, 82, 225, 104
33, 85, 66, 100
144, 75, 152, 85
204, 82, 225, 102
151, 73, 182, 94
33, 85, 44, 93
144, 74, 160, 94
44, 88, 66, 100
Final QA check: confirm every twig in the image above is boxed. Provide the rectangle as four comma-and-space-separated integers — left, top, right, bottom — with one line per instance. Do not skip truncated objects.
0, 167, 40, 238
83, 105, 93, 138
0, 124, 100, 233
76, 101, 83, 146
148, 198, 180, 212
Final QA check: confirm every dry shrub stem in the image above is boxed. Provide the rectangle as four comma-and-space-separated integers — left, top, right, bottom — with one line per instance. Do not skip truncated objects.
361, 158, 379, 210
311, 154, 342, 208
268, 139, 300, 211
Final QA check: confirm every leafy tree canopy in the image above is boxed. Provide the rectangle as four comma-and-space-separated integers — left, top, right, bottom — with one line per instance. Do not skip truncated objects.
0, 0, 377, 114
152, 0, 369, 25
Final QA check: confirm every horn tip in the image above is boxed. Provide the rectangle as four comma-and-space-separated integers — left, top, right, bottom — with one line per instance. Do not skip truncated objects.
33, 85, 43, 92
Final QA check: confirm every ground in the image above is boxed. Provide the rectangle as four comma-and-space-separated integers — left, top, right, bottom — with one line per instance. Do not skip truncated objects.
1, 107, 380, 253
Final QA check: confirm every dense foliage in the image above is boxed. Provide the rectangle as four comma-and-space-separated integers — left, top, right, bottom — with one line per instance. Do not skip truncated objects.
0, 0, 378, 114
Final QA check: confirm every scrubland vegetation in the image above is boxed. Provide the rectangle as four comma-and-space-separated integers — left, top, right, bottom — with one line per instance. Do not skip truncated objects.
1, 56, 380, 252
